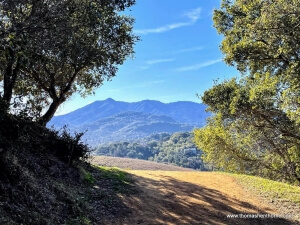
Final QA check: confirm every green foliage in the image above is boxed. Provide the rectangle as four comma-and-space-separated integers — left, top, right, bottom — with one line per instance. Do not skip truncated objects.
195, 0, 300, 185
213, 0, 300, 125
195, 76, 300, 184
94, 166, 134, 194
96, 166, 130, 183
48, 128, 91, 164
95, 132, 207, 170
79, 166, 95, 185
0, 0, 138, 124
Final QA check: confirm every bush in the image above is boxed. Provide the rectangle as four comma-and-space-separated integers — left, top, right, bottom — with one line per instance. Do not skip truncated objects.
46, 127, 91, 164
0, 103, 91, 165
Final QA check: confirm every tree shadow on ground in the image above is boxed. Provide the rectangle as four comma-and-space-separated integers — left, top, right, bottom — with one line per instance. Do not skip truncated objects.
120, 173, 297, 225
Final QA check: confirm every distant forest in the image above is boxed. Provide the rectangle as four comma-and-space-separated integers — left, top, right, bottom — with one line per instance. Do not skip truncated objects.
94, 132, 206, 170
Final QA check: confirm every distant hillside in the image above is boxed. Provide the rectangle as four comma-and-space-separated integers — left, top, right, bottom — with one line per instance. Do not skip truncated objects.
49, 99, 210, 146
78, 112, 194, 146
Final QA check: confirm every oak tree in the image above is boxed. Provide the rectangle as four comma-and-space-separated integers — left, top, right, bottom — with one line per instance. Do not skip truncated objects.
194, 0, 300, 184
0, 0, 138, 124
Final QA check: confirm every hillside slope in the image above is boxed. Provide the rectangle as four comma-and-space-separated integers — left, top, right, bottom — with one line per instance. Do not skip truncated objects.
0, 110, 135, 225
79, 112, 194, 145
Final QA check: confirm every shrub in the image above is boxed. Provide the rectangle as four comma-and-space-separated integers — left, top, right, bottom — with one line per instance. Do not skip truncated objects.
0, 103, 91, 165
46, 127, 91, 164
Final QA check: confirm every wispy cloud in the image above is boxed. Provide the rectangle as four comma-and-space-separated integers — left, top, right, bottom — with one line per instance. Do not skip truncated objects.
135, 22, 190, 35
140, 66, 150, 71
176, 58, 222, 72
135, 7, 202, 35
183, 7, 202, 22
173, 46, 203, 54
146, 58, 174, 65
140, 58, 174, 70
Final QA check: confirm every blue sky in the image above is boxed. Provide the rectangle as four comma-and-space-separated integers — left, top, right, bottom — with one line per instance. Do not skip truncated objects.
56, 0, 239, 115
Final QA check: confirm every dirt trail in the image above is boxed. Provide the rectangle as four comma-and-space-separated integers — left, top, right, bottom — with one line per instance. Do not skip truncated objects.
115, 171, 295, 225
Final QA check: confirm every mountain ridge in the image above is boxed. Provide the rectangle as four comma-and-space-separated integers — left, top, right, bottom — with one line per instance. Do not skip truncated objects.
49, 99, 210, 146
51, 98, 209, 127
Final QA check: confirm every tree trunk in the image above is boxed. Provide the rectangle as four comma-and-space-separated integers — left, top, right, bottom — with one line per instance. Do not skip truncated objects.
2, 50, 21, 110
3, 56, 14, 107
39, 98, 63, 126
38, 70, 79, 126
291, 164, 300, 186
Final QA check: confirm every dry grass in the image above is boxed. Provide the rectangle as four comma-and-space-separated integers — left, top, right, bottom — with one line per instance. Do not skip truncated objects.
91, 156, 193, 171
227, 173, 300, 222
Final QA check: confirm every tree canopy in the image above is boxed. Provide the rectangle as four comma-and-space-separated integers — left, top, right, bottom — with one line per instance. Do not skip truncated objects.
0, 0, 138, 124
194, 0, 300, 184
95, 132, 206, 170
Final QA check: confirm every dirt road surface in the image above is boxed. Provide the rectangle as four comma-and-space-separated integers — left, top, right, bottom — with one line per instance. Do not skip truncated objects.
117, 171, 296, 225
92, 157, 297, 225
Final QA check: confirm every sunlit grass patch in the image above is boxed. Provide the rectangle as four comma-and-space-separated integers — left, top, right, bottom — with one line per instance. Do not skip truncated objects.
92, 165, 135, 194
225, 173, 300, 204
94, 166, 130, 182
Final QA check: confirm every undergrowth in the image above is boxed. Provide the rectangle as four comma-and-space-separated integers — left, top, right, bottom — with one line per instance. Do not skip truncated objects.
0, 104, 135, 224
94, 166, 135, 194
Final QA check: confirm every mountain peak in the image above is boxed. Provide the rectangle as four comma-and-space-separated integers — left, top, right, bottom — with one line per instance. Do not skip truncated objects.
105, 98, 115, 102
140, 99, 162, 103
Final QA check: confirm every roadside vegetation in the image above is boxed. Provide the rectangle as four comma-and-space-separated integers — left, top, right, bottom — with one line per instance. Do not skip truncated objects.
194, 0, 300, 185
0, 104, 136, 224
231, 173, 300, 204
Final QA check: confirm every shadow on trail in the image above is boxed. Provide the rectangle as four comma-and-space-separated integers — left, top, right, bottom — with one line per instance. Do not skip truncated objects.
123, 173, 296, 225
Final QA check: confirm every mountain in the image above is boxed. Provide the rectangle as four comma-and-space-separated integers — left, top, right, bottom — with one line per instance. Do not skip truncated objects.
50, 98, 209, 127
49, 99, 210, 146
